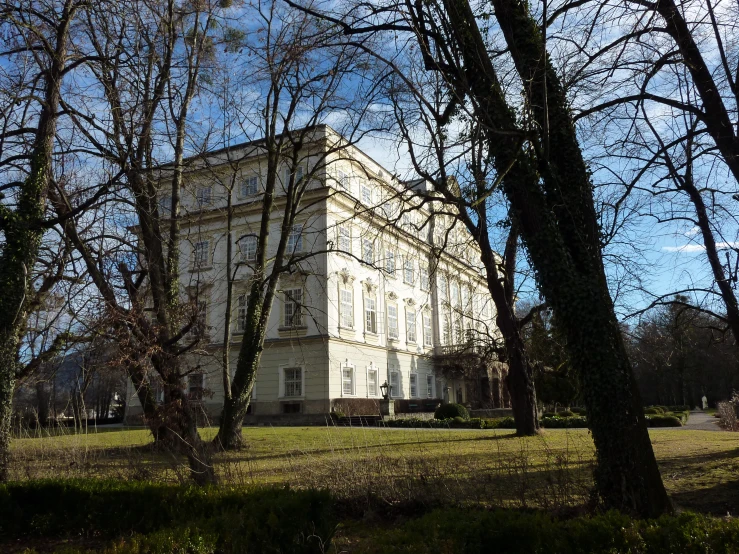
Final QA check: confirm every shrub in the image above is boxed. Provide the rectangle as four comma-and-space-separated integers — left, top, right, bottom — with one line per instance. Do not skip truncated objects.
668, 405, 691, 412
540, 416, 588, 428
434, 403, 469, 421
368, 508, 739, 553
0, 480, 336, 553
542, 411, 557, 418
558, 410, 574, 417
647, 415, 682, 427
644, 407, 661, 415
452, 416, 466, 425
570, 407, 586, 415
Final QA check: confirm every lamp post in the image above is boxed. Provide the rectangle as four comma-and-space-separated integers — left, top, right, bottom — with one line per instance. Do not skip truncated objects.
379, 380, 394, 418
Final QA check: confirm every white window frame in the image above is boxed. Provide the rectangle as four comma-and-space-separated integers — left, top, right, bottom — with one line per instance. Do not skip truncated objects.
287, 224, 303, 253
439, 274, 449, 303
235, 294, 248, 333
420, 267, 429, 291
389, 369, 401, 398
338, 225, 351, 254
385, 250, 395, 276
367, 365, 379, 397
361, 239, 374, 264
406, 308, 417, 343
426, 374, 434, 398
283, 288, 303, 327
196, 185, 212, 206
451, 281, 461, 307
364, 295, 377, 334
193, 240, 210, 268
188, 373, 206, 401
340, 288, 354, 328
239, 235, 257, 262
387, 304, 399, 340
410, 373, 418, 398
423, 311, 433, 346
336, 169, 349, 190
403, 258, 414, 285
281, 366, 304, 398
341, 363, 355, 396
240, 175, 259, 197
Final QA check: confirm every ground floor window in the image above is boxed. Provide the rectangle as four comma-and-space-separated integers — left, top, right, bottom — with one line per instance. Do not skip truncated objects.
390, 370, 401, 398
409, 373, 418, 398
367, 368, 378, 397
188, 373, 205, 401
342, 365, 355, 396
426, 375, 434, 398
284, 367, 302, 397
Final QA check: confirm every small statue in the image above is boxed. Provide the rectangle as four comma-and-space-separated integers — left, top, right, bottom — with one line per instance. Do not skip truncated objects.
702, 395, 708, 410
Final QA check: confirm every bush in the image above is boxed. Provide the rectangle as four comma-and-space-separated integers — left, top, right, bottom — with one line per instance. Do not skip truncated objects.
540, 416, 588, 428
647, 415, 682, 427
434, 403, 469, 421
644, 407, 662, 415
542, 411, 557, 418
558, 410, 574, 417
668, 405, 691, 412
570, 407, 586, 415
0, 480, 336, 553
368, 508, 739, 553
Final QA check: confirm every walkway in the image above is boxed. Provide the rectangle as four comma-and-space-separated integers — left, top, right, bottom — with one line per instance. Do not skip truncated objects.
678, 410, 724, 431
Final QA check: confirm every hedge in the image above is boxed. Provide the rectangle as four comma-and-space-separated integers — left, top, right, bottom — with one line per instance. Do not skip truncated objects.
364, 508, 739, 553
434, 403, 469, 420
0, 480, 336, 553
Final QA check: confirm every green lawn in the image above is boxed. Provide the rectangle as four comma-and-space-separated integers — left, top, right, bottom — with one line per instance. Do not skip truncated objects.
9, 426, 739, 514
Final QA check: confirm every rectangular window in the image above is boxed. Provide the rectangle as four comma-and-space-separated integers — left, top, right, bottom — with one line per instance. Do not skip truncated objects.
402, 212, 411, 229
362, 239, 374, 264
410, 374, 418, 398
193, 240, 209, 267
295, 165, 304, 182
236, 294, 248, 332
159, 196, 172, 216
423, 312, 432, 346
365, 296, 377, 334
196, 186, 212, 206
462, 285, 471, 313
368, 368, 378, 397
240, 235, 257, 262
337, 169, 349, 190
385, 250, 395, 276
287, 224, 303, 253
188, 373, 205, 401
361, 184, 372, 205
482, 298, 490, 318
284, 288, 303, 327
240, 175, 259, 196
342, 366, 354, 396
439, 275, 449, 303
426, 375, 434, 398
451, 281, 461, 307
443, 316, 451, 346
338, 226, 351, 253
390, 370, 400, 398
188, 300, 208, 338
403, 258, 414, 284
420, 267, 429, 291
406, 309, 417, 343
454, 317, 464, 343
284, 367, 302, 397
387, 304, 399, 340
340, 289, 353, 328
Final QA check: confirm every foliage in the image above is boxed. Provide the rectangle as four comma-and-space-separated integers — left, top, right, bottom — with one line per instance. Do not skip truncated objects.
646, 415, 683, 427
0, 480, 335, 553
433, 403, 469, 420
359, 508, 739, 553
540, 416, 588, 429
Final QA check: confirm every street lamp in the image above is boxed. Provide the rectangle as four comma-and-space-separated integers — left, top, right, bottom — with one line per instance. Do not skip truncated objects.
380, 381, 390, 400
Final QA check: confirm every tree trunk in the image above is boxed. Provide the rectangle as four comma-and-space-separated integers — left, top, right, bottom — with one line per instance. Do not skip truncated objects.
0, 339, 19, 481
439, 0, 671, 516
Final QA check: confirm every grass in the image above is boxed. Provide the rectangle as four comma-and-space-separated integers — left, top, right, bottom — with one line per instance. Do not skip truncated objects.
9, 425, 739, 514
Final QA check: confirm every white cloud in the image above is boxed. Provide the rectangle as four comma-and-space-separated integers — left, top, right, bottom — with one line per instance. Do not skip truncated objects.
663, 241, 739, 253
684, 226, 701, 237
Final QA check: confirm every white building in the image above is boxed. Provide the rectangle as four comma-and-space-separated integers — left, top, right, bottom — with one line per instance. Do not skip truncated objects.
125, 126, 507, 423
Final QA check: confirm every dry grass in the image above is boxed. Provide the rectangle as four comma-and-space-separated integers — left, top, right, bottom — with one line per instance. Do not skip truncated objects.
9, 425, 739, 514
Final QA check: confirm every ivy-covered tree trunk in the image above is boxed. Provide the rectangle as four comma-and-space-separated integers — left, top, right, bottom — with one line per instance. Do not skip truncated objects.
438, 0, 671, 516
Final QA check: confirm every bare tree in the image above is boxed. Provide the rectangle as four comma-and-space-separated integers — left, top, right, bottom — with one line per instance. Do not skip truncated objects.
0, 0, 87, 482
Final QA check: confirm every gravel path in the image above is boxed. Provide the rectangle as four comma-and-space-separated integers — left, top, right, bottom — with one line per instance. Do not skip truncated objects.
678, 410, 725, 431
